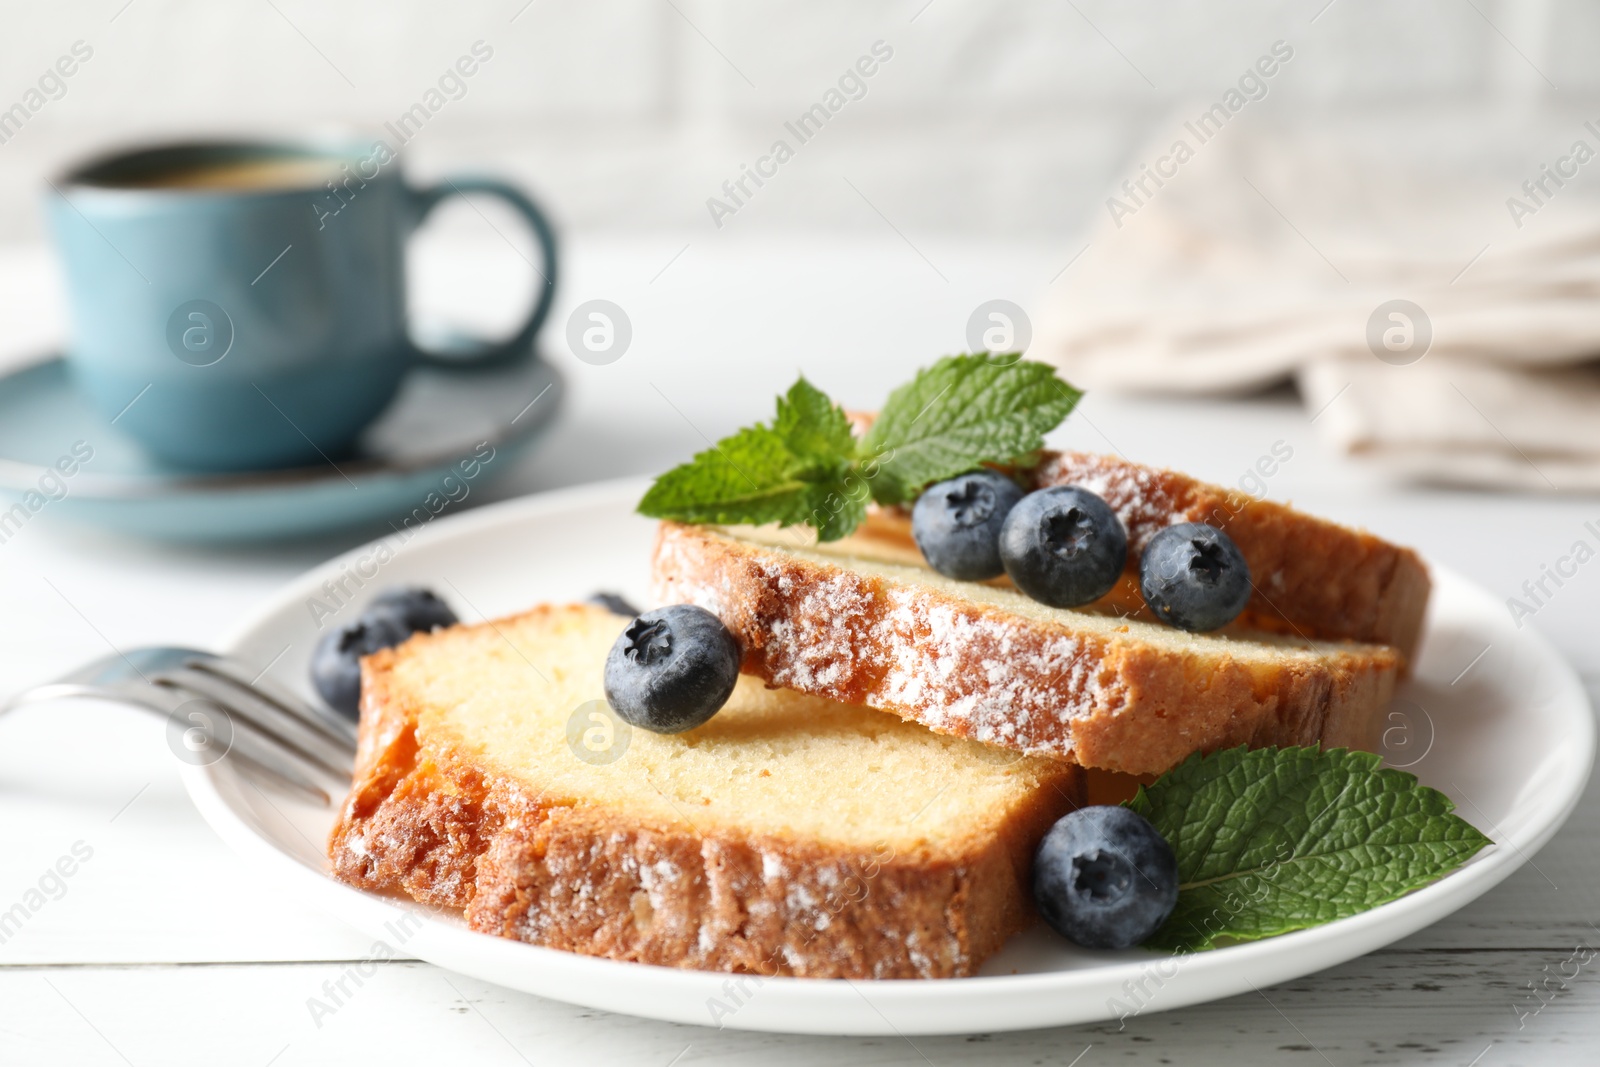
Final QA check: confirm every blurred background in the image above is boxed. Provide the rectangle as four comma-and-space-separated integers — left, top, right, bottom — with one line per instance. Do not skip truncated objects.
5, 1, 1598, 491
0, 0, 1588, 240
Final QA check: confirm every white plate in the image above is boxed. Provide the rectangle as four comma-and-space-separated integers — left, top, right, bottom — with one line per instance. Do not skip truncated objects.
182, 479, 1595, 1035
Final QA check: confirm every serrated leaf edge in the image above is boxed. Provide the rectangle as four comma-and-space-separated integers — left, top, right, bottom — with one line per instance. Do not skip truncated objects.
1129, 746, 1493, 953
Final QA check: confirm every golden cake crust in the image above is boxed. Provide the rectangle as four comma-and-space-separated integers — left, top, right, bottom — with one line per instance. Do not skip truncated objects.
1033, 452, 1430, 657
327, 604, 1084, 979
856, 447, 1431, 660
650, 524, 1401, 776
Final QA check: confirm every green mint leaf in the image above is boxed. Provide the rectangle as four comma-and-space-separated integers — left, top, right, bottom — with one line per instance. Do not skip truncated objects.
774, 377, 856, 466
809, 471, 869, 542
637, 424, 820, 524
862, 355, 1082, 505
638, 359, 1082, 537
637, 380, 867, 541
1129, 747, 1492, 953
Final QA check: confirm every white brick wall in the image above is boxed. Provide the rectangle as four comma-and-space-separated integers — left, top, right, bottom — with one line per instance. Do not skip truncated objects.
0, 0, 1586, 241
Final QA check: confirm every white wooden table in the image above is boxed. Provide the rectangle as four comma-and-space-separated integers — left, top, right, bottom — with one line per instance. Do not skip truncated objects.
1, 236, 1595, 1066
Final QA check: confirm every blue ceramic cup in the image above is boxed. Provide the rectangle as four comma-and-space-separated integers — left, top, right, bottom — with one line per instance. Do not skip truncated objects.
47, 139, 558, 471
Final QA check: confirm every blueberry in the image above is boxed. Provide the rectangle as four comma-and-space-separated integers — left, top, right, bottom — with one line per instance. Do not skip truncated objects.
310, 611, 414, 718
1033, 806, 1179, 950
588, 591, 643, 617
309, 587, 456, 716
603, 605, 741, 734
1139, 523, 1252, 632
367, 586, 458, 633
911, 470, 1025, 581
998, 486, 1128, 608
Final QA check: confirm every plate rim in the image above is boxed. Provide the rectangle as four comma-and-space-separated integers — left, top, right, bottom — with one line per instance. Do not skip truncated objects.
183, 478, 1597, 1035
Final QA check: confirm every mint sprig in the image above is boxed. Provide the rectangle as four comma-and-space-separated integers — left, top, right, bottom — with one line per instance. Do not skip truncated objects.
862, 355, 1082, 505
637, 379, 864, 542
1128, 747, 1492, 953
637, 355, 1081, 540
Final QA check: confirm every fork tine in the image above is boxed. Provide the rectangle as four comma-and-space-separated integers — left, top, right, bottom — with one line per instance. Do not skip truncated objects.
158, 667, 353, 779
3, 647, 341, 807
186, 654, 358, 748
216, 741, 332, 806
141, 681, 332, 806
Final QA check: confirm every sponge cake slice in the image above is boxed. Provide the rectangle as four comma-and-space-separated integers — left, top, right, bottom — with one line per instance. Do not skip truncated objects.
328, 603, 1084, 979
650, 522, 1402, 776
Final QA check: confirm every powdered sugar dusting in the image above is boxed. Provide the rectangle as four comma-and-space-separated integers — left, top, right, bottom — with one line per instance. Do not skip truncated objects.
1035, 452, 1184, 552
654, 523, 1108, 758
878, 585, 1096, 752
758, 560, 877, 692
760, 852, 785, 880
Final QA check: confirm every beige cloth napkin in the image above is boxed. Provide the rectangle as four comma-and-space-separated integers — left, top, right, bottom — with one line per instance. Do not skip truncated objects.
1035, 116, 1600, 490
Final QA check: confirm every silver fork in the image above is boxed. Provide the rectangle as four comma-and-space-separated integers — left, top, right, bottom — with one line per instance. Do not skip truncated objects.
2, 648, 356, 805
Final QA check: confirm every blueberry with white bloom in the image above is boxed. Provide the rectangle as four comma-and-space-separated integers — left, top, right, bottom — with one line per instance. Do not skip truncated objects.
310, 611, 414, 718
310, 586, 458, 717
1139, 523, 1251, 632
604, 605, 741, 734
911, 470, 1025, 581
999, 486, 1128, 608
1033, 805, 1179, 950
367, 586, 459, 634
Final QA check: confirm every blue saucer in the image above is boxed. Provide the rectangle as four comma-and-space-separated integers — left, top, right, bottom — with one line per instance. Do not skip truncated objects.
0, 353, 562, 541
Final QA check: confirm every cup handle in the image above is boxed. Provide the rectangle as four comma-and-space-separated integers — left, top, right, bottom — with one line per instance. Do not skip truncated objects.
405, 176, 559, 366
